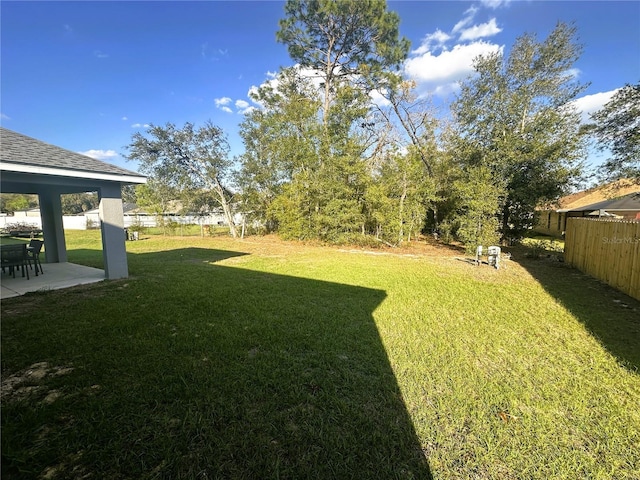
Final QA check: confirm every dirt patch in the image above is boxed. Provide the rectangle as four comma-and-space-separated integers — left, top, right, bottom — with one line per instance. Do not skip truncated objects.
40, 450, 87, 480
1, 362, 74, 404
235, 234, 467, 258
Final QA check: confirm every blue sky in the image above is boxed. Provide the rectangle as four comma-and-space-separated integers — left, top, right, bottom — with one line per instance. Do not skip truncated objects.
2, 0, 639, 175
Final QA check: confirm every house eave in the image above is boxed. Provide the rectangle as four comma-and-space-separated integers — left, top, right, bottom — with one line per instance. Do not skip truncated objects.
0, 162, 147, 184
557, 208, 640, 213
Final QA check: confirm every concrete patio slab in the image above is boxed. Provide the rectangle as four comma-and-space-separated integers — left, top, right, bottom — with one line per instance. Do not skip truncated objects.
1, 263, 105, 300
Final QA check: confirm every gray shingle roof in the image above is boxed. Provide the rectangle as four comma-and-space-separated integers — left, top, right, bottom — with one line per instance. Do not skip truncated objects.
567, 192, 640, 212
0, 127, 143, 178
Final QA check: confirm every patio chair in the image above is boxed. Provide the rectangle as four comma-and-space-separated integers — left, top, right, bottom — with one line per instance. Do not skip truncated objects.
1, 244, 30, 279
27, 239, 44, 275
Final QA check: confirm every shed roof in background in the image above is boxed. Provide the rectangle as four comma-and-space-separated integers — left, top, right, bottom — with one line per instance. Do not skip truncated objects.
557, 179, 640, 210
558, 192, 640, 213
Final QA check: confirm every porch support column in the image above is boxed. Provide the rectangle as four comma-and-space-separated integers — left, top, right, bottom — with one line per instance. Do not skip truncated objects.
98, 183, 128, 279
38, 188, 67, 263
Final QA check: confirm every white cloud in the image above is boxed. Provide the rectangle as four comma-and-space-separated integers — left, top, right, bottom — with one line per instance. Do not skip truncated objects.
567, 68, 581, 79
235, 99, 254, 114
403, 5, 508, 97
452, 6, 478, 33
214, 97, 232, 107
247, 84, 269, 109
257, 64, 325, 91
433, 83, 464, 97
248, 85, 260, 100
480, 0, 511, 9
131, 123, 150, 128
1, 112, 11, 120
214, 96, 244, 114
94, 50, 109, 58
404, 40, 503, 90
369, 89, 391, 108
240, 106, 257, 115
302, 68, 325, 90
572, 89, 619, 123
202, 43, 228, 61
247, 64, 326, 109
122, 116, 128, 121
412, 29, 452, 55
458, 18, 502, 41
79, 149, 118, 160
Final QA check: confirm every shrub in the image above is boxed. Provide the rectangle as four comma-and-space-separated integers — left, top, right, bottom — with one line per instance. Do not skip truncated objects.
127, 219, 146, 234
86, 218, 100, 230
3, 221, 40, 232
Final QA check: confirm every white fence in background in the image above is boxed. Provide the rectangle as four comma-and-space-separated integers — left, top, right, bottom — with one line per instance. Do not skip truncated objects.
64, 216, 88, 230
1, 213, 235, 231
0, 215, 87, 230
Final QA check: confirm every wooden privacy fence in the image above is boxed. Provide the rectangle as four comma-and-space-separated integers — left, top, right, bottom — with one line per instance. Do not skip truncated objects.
564, 218, 640, 300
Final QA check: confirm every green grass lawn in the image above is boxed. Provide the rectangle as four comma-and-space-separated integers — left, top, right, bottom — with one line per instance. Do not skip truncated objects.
2, 231, 639, 479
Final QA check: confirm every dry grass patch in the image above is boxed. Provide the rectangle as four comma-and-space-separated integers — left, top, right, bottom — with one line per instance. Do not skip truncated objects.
1, 362, 75, 404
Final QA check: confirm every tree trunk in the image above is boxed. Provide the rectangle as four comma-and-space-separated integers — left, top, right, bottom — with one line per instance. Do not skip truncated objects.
221, 196, 237, 238
398, 173, 407, 244
389, 96, 433, 176
432, 206, 438, 232
213, 179, 237, 238
501, 199, 511, 243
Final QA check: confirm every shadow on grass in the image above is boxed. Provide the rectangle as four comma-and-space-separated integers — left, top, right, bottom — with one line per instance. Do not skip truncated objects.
1, 247, 432, 479
511, 246, 640, 373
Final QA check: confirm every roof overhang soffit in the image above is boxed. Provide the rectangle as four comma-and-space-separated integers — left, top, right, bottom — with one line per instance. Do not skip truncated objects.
1, 169, 145, 195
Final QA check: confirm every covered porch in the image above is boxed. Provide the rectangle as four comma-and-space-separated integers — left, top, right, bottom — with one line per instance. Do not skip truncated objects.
1, 128, 146, 290
1, 262, 105, 299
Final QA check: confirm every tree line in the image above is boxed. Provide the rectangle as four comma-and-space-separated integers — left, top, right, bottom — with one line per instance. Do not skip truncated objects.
123, 1, 639, 248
